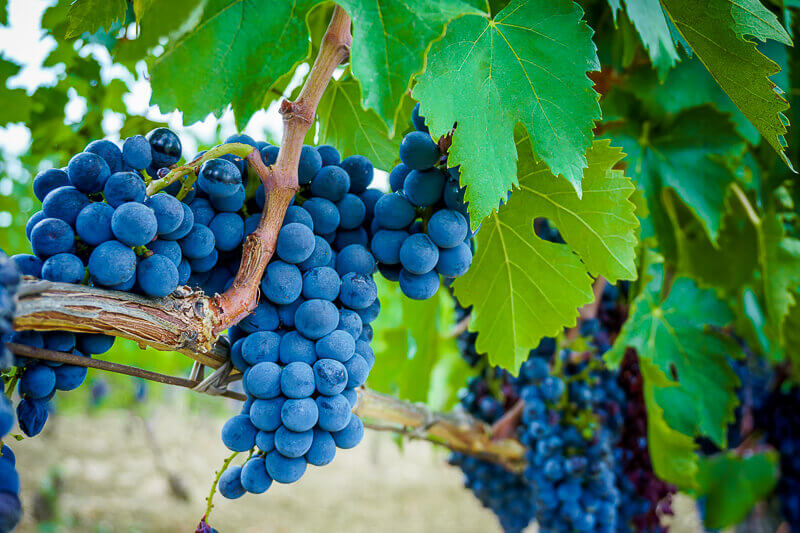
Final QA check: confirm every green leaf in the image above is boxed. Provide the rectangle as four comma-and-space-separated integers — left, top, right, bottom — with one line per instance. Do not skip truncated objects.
606, 106, 745, 253
696, 451, 779, 529
639, 358, 699, 489
606, 266, 740, 447
339, 0, 483, 132
660, 0, 793, 167
150, 0, 318, 125
65, 0, 127, 38
619, 0, 680, 77
315, 76, 402, 170
0, 0, 8, 26
0, 59, 32, 126
413, 0, 601, 229
453, 140, 638, 372
758, 210, 800, 339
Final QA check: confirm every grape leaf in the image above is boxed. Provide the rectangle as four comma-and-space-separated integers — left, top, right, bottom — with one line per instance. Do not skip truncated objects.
315, 76, 402, 169
696, 451, 779, 529
606, 266, 740, 447
0, 0, 7, 26
65, 0, 127, 38
0, 59, 32, 126
605, 105, 745, 255
615, 0, 680, 78
453, 140, 638, 372
758, 211, 800, 339
413, 0, 601, 229
339, 0, 483, 132
639, 358, 699, 489
660, 0, 793, 167
150, 0, 318, 125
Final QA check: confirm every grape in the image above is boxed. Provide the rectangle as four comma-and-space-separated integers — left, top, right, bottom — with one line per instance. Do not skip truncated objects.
297, 236, 332, 271
279, 331, 316, 365
209, 213, 245, 252
399, 233, 439, 275
146, 193, 184, 235
16, 398, 48, 437
316, 145, 340, 166
411, 103, 428, 133
189, 249, 218, 273
111, 202, 157, 246
334, 246, 374, 277
85, 139, 123, 174
311, 166, 350, 202
389, 164, 410, 192
20, 365, 56, 399
0, 401, 12, 443
221, 414, 258, 452
356, 300, 380, 325
302, 267, 340, 301
41, 253, 84, 284
343, 354, 368, 388
403, 168, 446, 207
122, 135, 152, 170
339, 272, 377, 310
277, 222, 315, 264
294, 299, 339, 339
428, 209, 468, 248
218, 465, 246, 499
306, 429, 336, 466
331, 416, 364, 449
33, 168, 69, 201
280, 362, 315, 398
280, 397, 318, 432
313, 358, 347, 395
245, 362, 282, 399
250, 398, 285, 432
256, 430, 275, 452
147, 128, 182, 168
336, 194, 366, 230
30, 218, 74, 258
241, 456, 272, 494
355, 340, 375, 368
399, 131, 439, 170
297, 145, 322, 185
339, 155, 373, 194
160, 203, 194, 240
210, 184, 245, 212
260, 145, 279, 166
239, 303, 280, 333
315, 330, 355, 362
265, 450, 307, 484
88, 240, 137, 286
374, 193, 415, 230
177, 259, 191, 284
179, 224, 215, 259
283, 205, 314, 230
436, 242, 472, 277
189, 198, 215, 226
198, 158, 242, 198
335, 228, 369, 251
42, 186, 89, 226
54, 363, 88, 391
147, 239, 182, 267
398, 269, 439, 300
67, 152, 111, 193
44, 332, 75, 352
0, 462, 18, 494
261, 261, 303, 304
275, 426, 314, 458
371, 230, 408, 265
77, 333, 114, 354
104, 171, 146, 207
225, 133, 257, 146
24, 212, 45, 241
359, 188, 382, 224
76, 202, 114, 246
316, 394, 352, 432
303, 198, 340, 235
137, 254, 179, 297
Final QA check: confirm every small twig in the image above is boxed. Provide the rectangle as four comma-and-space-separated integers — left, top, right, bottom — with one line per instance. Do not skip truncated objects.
731, 182, 762, 227
205, 451, 239, 520
489, 400, 524, 441
6, 343, 245, 401
145, 143, 254, 196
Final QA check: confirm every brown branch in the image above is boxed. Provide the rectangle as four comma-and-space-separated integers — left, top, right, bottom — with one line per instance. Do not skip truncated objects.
489, 399, 524, 441
6, 343, 245, 401
210, 6, 352, 333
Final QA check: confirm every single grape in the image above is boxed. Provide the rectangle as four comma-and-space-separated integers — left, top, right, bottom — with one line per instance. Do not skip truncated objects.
283, 205, 314, 231
147, 239, 182, 267
30, 218, 74, 258
41, 253, 84, 284
374, 193, 416, 230
274, 426, 314, 458
303, 198, 341, 235
85, 139, 123, 174
240, 456, 272, 494
210, 184, 245, 212
411, 102, 429, 133
33, 168, 69, 201
67, 152, 111, 193
75, 203, 115, 246
297, 236, 333, 271
277, 223, 315, 264
189, 198, 215, 226
428, 209, 468, 248
399, 233, 439, 275
332, 416, 364, 449
280, 397, 318, 432
399, 131, 439, 170
313, 358, 348, 395
198, 158, 242, 198
403, 168, 446, 207
42, 186, 90, 226
297, 145, 322, 185
104, 171, 146, 207
340, 155, 373, 194
88, 240, 137, 286
302, 267, 341, 301
398, 269, 440, 300
77, 333, 115, 355
316, 145, 340, 166
245, 362, 282, 399
339, 273, 377, 310
160, 203, 194, 241
261, 261, 303, 305
371, 230, 409, 265
146, 193, 184, 235
137, 254, 179, 297
265, 450, 307, 484
122, 135, 152, 170
316, 394, 352, 432
306, 429, 336, 466
389, 164, 410, 193
279, 331, 317, 365
343, 354, 369, 388
111, 202, 158, 246
179, 224, 216, 259
335, 244, 374, 276
337, 310, 363, 341
336, 194, 366, 230
311, 166, 350, 202
436, 242, 472, 277
250, 397, 285, 432
147, 128, 182, 168
218, 465, 246, 499
209, 213, 245, 252
241, 331, 281, 365
239, 303, 280, 333
294, 299, 339, 340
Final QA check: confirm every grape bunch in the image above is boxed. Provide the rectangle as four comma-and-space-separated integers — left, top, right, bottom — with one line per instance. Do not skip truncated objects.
215, 145, 380, 497
0, 253, 21, 532
372, 104, 473, 300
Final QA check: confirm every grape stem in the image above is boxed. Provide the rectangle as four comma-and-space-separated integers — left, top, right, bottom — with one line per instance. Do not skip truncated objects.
210, 5, 353, 333
205, 451, 239, 520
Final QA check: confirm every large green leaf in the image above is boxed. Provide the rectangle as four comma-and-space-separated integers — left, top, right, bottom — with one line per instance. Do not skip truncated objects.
606, 105, 745, 255
696, 451, 779, 529
453, 140, 638, 372
606, 266, 740, 447
613, 0, 679, 77
413, 0, 601, 229
759, 211, 800, 339
339, 0, 482, 132
315, 76, 401, 170
660, 0, 793, 167
65, 0, 127, 38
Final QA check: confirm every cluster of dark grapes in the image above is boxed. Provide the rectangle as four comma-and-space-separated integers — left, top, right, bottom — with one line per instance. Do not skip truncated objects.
373, 105, 473, 300
0, 253, 21, 532
215, 145, 380, 497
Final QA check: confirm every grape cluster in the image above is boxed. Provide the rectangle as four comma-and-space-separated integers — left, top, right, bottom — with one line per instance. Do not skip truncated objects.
0, 254, 21, 532
215, 145, 380, 497
372, 105, 473, 300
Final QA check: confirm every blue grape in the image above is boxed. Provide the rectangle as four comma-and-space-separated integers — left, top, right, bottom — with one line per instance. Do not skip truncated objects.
302, 267, 340, 301
41, 253, 84, 284
77, 333, 115, 355
54, 363, 88, 391
189, 249, 218, 273
20, 365, 56, 399
177, 259, 191, 284
43, 332, 75, 352
389, 164, 410, 192
315, 330, 355, 362
335, 245, 374, 277
316, 394, 352, 432
339, 273, 377, 310
218, 465, 246, 499
355, 340, 375, 368
137, 254, 179, 297
250, 397, 285, 432
311, 166, 350, 202
85, 139, 123, 173
261, 261, 303, 304
334, 228, 369, 251
411, 102, 428, 133
398, 269, 439, 300
104, 171, 146, 207
260, 145, 279, 166
148, 239, 182, 267
403, 168, 445, 207
399, 131, 439, 170
332, 416, 364, 449
16, 398, 48, 437
343, 354, 368, 388
337, 310, 363, 341
160, 202, 194, 240
313, 358, 347, 395
122, 135, 152, 170
30, 218, 74, 258
210, 184, 245, 212
294, 299, 339, 340
147, 128, 182, 168
399, 233, 439, 275
209, 213, 245, 252
374, 193, 415, 230
428, 209, 468, 248
340, 155, 373, 194
274, 426, 314, 458
179, 224, 215, 259
265, 450, 306, 484
0, 461, 18, 494
245, 362, 282, 399
306, 429, 336, 466
371, 230, 408, 265
189, 198, 215, 226
277, 222, 315, 264
67, 152, 111, 193
436, 242, 472, 277
221, 414, 258, 452
297, 145, 322, 185
256, 430, 275, 452
280, 397, 318, 432
147, 193, 184, 235
111, 202, 157, 246
298, 236, 333, 271
279, 331, 316, 365
75, 202, 114, 246
42, 186, 89, 226
283, 205, 314, 230
280, 361, 315, 398
88, 240, 137, 286
33, 168, 69, 201
239, 303, 280, 333
336, 193, 366, 230
25, 211, 45, 241
241, 456, 272, 494
198, 158, 241, 198
356, 300, 380, 325
303, 197, 340, 235
316, 145, 341, 166
0, 398, 13, 438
